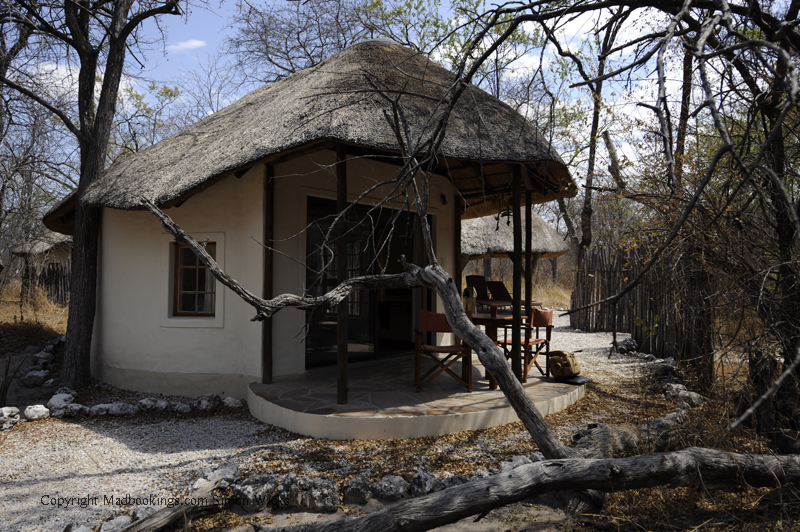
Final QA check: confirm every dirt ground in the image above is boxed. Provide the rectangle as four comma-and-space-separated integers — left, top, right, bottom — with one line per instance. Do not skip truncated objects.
3, 347, 59, 410
187, 492, 572, 531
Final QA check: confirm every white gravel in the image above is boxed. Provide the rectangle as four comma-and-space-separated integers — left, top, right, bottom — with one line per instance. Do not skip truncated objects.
1, 313, 658, 532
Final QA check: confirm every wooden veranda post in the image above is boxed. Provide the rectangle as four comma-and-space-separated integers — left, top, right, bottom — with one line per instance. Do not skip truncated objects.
511, 166, 523, 381
525, 180, 533, 360
523, 166, 533, 318
454, 197, 463, 296
262, 164, 275, 383
336, 146, 349, 404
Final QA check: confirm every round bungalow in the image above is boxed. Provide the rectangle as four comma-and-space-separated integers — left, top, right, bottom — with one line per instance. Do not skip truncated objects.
44, 40, 577, 402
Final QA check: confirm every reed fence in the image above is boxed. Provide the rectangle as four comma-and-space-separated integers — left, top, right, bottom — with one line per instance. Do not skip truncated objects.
571, 247, 707, 361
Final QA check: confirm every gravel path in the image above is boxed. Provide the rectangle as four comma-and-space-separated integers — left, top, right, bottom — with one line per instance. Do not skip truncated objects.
2, 314, 655, 532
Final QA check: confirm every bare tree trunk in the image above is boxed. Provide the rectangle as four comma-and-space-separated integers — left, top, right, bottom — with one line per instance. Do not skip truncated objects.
674, 40, 694, 190
61, 203, 101, 387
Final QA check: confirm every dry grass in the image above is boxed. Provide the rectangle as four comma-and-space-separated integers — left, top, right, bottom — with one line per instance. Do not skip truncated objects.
462, 256, 575, 309
569, 371, 799, 531
0, 282, 67, 357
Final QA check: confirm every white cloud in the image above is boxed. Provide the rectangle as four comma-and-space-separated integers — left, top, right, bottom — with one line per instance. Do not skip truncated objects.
168, 39, 206, 53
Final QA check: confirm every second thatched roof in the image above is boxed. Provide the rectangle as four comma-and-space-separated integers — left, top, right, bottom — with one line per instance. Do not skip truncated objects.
461, 210, 569, 261
12, 232, 72, 257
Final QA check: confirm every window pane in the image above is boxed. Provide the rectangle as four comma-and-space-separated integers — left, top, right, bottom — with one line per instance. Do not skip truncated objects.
198, 268, 215, 291
180, 247, 196, 266
198, 293, 215, 313
179, 293, 196, 313
174, 243, 216, 316
180, 267, 197, 291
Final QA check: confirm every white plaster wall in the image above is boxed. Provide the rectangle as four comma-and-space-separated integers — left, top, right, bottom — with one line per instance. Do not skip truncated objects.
92, 149, 458, 395
270, 150, 458, 378
93, 167, 263, 398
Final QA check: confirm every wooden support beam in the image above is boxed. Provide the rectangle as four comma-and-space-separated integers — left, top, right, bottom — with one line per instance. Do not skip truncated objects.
525, 168, 533, 319
262, 164, 275, 384
336, 146, 349, 405
512, 166, 523, 381
454, 197, 463, 296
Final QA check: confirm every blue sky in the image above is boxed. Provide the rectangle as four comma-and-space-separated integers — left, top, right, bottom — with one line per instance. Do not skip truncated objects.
139, 5, 231, 83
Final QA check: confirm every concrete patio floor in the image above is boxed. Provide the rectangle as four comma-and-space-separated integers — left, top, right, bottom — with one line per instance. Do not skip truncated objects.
248, 354, 584, 440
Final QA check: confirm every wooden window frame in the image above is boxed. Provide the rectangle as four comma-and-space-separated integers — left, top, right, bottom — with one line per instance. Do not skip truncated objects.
173, 242, 217, 317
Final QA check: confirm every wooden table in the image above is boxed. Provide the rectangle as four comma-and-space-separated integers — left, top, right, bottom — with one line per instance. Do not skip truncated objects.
476, 300, 511, 317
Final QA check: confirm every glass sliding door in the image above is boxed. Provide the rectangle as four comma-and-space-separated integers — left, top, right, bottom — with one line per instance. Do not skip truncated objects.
304, 196, 420, 368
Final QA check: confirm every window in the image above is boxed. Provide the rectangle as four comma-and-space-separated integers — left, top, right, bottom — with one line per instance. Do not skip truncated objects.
173, 243, 216, 316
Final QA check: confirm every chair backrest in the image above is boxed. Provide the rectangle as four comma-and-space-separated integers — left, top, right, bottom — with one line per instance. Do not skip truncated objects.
418, 310, 453, 333
486, 281, 513, 302
532, 308, 553, 327
465, 275, 490, 300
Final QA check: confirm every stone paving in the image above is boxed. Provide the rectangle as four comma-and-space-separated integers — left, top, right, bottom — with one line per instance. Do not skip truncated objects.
250, 353, 580, 419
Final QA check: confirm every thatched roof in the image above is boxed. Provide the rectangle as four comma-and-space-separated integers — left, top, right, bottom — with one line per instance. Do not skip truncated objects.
12, 232, 72, 257
45, 39, 576, 234
461, 210, 568, 261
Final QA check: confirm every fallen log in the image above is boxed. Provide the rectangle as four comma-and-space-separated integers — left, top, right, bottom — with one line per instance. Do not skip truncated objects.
268, 448, 800, 532
119, 478, 226, 532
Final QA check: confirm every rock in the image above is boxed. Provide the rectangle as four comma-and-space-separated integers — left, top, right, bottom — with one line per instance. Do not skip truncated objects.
47, 393, 74, 410
342, 477, 372, 504
677, 390, 705, 408
169, 400, 191, 413
223, 396, 244, 408
529, 452, 545, 462
646, 410, 687, 430
89, 404, 112, 416
34, 349, 53, 361
99, 515, 133, 532
500, 455, 532, 471
50, 408, 66, 418
663, 383, 687, 396
22, 369, 49, 387
441, 475, 468, 489
470, 469, 494, 481
652, 364, 683, 388
410, 472, 444, 497
371, 475, 409, 500
152, 399, 169, 411
233, 474, 279, 512
207, 462, 240, 487
641, 354, 657, 362
1, 406, 21, 430
55, 387, 77, 397
617, 346, 627, 354
64, 403, 90, 417
43, 379, 56, 387
132, 505, 158, 521
620, 337, 638, 352
138, 398, 157, 411
276, 474, 340, 512
24, 405, 50, 420
193, 393, 221, 411
192, 478, 211, 490
69, 526, 94, 532
108, 402, 139, 416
